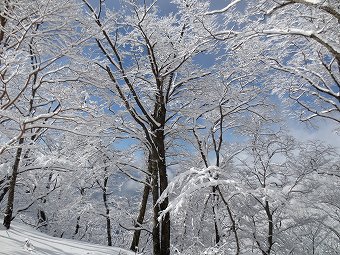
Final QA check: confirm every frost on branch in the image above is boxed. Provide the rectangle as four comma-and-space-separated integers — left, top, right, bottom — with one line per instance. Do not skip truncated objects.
242, 0, 340, 123
157, 166, 236, 221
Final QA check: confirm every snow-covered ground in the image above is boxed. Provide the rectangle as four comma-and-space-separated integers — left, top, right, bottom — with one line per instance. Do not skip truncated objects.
0, 222, 134, 255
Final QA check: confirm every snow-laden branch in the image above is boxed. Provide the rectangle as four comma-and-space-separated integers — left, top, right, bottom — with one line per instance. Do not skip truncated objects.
25, 123, 107, 137
0, 132, 24, 155
157, 166, 237, 221
269, 59, 340, 100
261, 28, 340, 62
205, 0, 242, 15
266, 0, 340, 23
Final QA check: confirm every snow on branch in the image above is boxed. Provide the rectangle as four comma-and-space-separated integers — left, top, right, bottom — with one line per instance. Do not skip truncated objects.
157, 166, 236, 221
261, 28, 340, 61
205, 0, 242, 15
266, 0, 340, 23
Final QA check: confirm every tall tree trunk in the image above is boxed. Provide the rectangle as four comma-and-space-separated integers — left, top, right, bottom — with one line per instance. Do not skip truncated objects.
149, 124, 170, 255
73, 216, 81, 238
265, 201, 273, 255
3, 138, 24, 229
102, 175, 112, 246
130, 176, 150, 252
150, 153, 161, 255
212, 185, 220, 244
152, 95, 170, 255
157, 133, 170, 255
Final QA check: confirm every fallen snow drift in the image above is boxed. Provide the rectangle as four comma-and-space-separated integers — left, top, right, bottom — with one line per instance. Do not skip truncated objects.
0, 222, 133, 255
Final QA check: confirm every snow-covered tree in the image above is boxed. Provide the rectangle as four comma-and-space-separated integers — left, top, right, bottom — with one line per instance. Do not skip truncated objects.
1, 1, 338, 254
0, 0, 101, 229
160, 119, 339, 254
210, 0, 340, 123
81, 1, 217, 254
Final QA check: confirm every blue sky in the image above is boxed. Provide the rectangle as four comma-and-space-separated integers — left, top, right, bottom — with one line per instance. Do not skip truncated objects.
88, 0, 234, 15
84, 0, 340, 150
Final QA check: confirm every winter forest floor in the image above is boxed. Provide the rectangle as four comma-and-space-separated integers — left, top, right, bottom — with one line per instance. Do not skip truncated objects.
0, 222, 133, 255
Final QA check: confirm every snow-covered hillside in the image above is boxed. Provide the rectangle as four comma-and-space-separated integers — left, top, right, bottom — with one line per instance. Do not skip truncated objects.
0, 222, 134, 255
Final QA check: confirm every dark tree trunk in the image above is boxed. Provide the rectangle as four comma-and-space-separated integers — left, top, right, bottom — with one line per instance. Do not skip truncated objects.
0, 176, 10, 204
265, 201, 273, 255
217, 187, 240, 255
130, 176, 151, 252
0, 0, 10, 43
37, 172, 53, 229
150, 153, 161, 255
3, 138, 24, 229
152, 95, 170, 255
212, 185, 220, 244
157, 135, 170, 255
150, 146, 170, 255
195, 128, 221, 246
102, 175, 112, 246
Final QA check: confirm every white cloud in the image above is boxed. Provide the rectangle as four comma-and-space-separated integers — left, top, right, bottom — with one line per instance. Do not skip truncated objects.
288, 119, 340, 150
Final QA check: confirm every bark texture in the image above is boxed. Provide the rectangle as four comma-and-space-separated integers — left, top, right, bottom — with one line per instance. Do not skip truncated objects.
3, 138, 24, 229
130, 177, 151, 252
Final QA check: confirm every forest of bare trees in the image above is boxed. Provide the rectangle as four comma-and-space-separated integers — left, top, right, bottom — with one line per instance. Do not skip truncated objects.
1, 1, 339, 254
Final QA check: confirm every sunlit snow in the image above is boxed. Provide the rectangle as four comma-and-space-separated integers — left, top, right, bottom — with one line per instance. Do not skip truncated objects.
0, 222, 133, 255
304, 0, 322, 3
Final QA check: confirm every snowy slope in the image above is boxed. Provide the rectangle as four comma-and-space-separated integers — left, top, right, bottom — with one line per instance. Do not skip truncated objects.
0, 222, 134, 255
